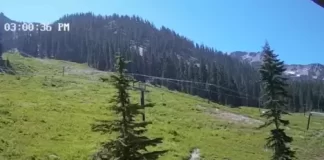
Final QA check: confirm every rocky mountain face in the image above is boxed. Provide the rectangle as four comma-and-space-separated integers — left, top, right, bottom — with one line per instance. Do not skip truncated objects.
230, 51, 324, 80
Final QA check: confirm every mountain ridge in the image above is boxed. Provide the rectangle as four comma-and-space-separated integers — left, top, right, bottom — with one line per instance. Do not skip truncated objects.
230, 51, 324, 80
1, 12, 324, 112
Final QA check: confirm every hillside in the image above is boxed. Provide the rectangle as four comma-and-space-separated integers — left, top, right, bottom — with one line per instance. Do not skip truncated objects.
1, 52, 324, 159
1, 12, 324, 112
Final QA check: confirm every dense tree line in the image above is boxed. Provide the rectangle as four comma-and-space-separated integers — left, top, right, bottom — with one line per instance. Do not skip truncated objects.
1, 13, 324, 112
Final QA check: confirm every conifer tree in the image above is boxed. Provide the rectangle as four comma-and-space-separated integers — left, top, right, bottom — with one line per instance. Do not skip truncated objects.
259, 42, 295, 160
92, 53, 167, 160
0, 42, 2, 60
0, 32, 3, 60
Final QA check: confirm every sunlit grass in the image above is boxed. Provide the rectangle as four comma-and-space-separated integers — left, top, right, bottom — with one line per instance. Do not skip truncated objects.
0, 53, 324, 160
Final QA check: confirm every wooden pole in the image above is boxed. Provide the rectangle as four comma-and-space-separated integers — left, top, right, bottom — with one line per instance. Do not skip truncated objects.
258, 98, 261, 114
62, 66, 65, 76
208, 89, 211, 104
307, 113, 312, 130
141, 90, 145, 121
133, 82, 147, 122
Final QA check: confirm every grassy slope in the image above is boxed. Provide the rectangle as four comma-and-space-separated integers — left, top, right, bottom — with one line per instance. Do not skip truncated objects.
1, 53, 324, 160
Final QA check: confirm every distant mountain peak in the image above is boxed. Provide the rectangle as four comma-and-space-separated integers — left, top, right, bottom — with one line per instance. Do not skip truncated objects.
230, 51, 324, 80
230, 51, 263, 66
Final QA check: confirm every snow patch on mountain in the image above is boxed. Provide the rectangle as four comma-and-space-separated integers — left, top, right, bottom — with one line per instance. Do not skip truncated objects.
241, 52, 262, 63
130, 43, 145, 57
138, 46, 144, 56
285, 71, 296, 75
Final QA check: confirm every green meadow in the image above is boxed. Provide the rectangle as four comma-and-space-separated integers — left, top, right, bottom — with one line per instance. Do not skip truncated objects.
1, 53, 324, 160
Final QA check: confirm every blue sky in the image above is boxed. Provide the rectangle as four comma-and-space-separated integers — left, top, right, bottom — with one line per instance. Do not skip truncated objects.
1, 0, 324, 64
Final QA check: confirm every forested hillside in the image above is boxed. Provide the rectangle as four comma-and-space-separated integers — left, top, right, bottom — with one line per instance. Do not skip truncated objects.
1, 12, 324, 112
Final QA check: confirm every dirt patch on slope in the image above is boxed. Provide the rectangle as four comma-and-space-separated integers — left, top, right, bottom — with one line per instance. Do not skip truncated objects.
64, 66, 105, 75
196, 105, 263, 126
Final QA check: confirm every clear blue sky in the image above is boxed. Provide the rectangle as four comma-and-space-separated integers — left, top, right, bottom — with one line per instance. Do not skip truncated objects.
1, 0, 324, 64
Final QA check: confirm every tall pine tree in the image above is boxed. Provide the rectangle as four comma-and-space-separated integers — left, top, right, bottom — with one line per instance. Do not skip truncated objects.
0, 31, 3, 60
92, 53, 167, 160
259, 42, 295, 160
